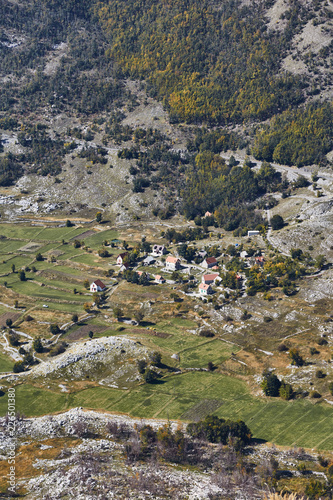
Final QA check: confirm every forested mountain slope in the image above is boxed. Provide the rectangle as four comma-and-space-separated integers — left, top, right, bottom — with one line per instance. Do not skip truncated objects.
0, 0, 332, 207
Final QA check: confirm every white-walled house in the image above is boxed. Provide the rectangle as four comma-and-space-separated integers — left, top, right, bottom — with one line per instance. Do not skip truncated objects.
199, 283, 213, 295
90, 279, 107, 293
248, 230, 260, 237
152, 245, 166, 256
202, 273, 219, 285
155, 275, 166, 284
202, 257, 218, 269
116, 252, 129, 265
165, 255, 181, 271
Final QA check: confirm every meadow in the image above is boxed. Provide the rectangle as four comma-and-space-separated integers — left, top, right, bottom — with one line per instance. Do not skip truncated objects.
0, 372, 332, 450
0, 222, 332, 452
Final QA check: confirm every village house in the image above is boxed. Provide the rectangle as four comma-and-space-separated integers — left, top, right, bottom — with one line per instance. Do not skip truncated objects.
165, 255, 181, 271
199, 283, 213, 295
255, 256, 265, 267
152, 244, 166, 256
116, 252, 129, 265
119, 262, 130, 272
137, 271, 150, 279
155, 275, 165, 284
248, 230, 260, 237
202, 273, 220, 285
202, 256, 218, 269
143, 256, 155, 266
90, 279, 107, 293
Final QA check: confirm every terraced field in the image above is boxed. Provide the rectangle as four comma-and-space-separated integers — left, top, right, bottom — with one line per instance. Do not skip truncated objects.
0, 222, 332, 453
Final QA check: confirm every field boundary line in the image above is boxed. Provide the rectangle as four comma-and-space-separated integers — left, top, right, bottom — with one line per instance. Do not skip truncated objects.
153, 396, 176, 418
273, 407, 314, 443
315, 428, 333, 450
290, 413, 333, 449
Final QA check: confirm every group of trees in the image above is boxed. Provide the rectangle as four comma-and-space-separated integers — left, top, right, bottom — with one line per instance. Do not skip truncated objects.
123, 269, 150, 286
253, 102, 333, 167
182, 152, 284, 231
187, 415, 252, 448
261, 371, 293, 400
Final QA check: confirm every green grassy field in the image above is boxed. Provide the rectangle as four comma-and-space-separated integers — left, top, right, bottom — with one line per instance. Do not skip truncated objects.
179, 339, 239, 368
9, 279, 88, 303
0, 223, 332, 452
1, 373, 332, 449
32, 227, 84, 241
83, 230, 118, 248
0, 352, 14, 372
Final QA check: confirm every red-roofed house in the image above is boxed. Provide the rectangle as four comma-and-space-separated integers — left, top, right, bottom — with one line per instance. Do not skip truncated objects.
137, 271, 150, 279
155, 275, 165, 284
117, 252, 129, 265
202, 273, 219, 285
166, 255, 181, 271
202, 257, 218, 269
255, 256, 265, 267
90, 279, 107, 293
199, 283, 213, 295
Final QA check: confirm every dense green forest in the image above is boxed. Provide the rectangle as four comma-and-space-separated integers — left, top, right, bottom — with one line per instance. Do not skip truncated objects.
181, 151, 284, 230
252, 103, 333, 167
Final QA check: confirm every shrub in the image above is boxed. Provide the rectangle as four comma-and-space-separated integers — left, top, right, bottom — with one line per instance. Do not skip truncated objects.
49, 342, 67, 357
8, 332, 20, 346
279, 381, 293, 400
310, 390, 321, 399
278, 343, 288, 352
310, 347, 319, 355
32, 337, 43, 353
207, 361, 216, 371
13, 361, 25, 373
317, 337, 328, 346
150, 351, 162, 366
289, 348, 304, 366
19, 270, 26, 281
98, 248, 110, 257
315, 370, 326, 379
317, 455, 329, 467
144, 368, 158, 383
264, 316, 272, 323
271, 214, 284, 230
137, 359, 147, 374
241, 310, 251, 320
199, 329, 215, 338
329, 382, 333, 396
50, 324, 60, 335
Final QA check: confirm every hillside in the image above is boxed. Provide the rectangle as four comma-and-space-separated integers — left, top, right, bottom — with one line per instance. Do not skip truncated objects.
0, 1, 333, 499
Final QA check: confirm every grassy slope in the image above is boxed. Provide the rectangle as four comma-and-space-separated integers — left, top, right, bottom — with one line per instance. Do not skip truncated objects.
0, 372, 332, 450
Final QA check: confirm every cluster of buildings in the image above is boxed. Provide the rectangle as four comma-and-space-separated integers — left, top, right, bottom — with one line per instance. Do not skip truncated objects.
91, 242, 265, 298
